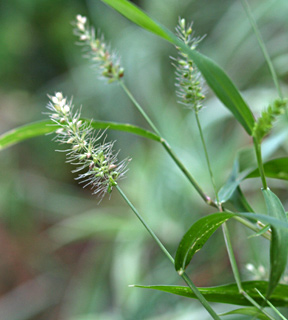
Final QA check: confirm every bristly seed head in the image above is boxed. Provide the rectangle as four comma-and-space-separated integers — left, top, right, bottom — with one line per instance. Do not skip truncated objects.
73, 15, 124, 84
172, 18, 206, 112
46, 92, 130, 201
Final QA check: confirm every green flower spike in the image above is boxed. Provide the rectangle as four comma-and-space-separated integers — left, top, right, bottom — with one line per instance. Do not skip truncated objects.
74, 15, 124, 83
172, 18, 205, 112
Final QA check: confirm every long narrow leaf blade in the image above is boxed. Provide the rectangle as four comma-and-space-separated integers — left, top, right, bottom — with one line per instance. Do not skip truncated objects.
0, 120, 161, 151
131, 281, 288, 307
262, 189, 288, 298
179, 48, 255, 134
101, 0, 174, 42
101, 0, 255, 135
220, 307, 271, 320
175, 212, 234, 274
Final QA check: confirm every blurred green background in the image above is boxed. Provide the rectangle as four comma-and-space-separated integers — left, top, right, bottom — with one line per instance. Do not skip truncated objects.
0, 0, 288, 319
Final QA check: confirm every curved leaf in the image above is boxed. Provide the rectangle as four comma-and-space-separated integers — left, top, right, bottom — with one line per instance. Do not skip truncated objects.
101, 0, 255, 135
181, 48, 255, 135
220, 307, 271, 320
248, 157, 288, 180
131, 281, 288, 307
175, 210, 288, 275
0, 119, 161, 151
101, 0, 174, 42
262, 189, 288, 298
175, 212, 234, 274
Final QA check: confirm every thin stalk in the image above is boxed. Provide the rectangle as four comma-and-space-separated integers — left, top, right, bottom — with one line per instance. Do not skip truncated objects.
255, 288, 287, 320
195, 111, 219, 204
232, 216, 271, 241
120, 81, 216, 207
120, 81, 161, 136
116, 185, 221, 320
222, 223, 275, 319
241, 0, 283, 100
253, 138, 268, 189
241, 291, 276, 320
222, 223, 242, 292
161, 138, 217, 207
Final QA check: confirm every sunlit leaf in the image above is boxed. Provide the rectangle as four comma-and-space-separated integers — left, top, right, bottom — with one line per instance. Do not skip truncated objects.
131, 281, 288, 307
262, 189, 288, 298
0, 120, 161, 151
175, 212, 234, 274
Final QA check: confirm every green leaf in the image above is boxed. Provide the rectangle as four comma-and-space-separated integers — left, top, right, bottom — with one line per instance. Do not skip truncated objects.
226, 187, 254, 213
101, 0, 255, 135
219, 154, 288, 205
0, 119, 161, 151
181, 48, 255, 135
220, 307, 271, 320
247, 158, 288, 180
101, 0, 174, 42
175, 210, 288, 275
235, 211, 288, 230
262, 189, 288, 298
175, 212, 234, 274
131, 281, 288, 307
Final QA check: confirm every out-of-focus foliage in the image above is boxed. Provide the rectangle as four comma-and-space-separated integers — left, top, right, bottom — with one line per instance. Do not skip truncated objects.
0, 0, 288, 319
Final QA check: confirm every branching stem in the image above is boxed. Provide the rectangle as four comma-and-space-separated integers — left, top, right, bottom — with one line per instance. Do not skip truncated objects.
120, 81, 216, 207
116, 185, 221, 320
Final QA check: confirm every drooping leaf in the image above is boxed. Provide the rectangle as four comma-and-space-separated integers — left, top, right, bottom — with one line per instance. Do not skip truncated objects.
220, 307, 271, 320
0, 119, 161, 151
262, 189, 288, 298
175, 212, 234, 274
101, 0, 255, 135
131, 281, 288, 307
181, 48, 255, 135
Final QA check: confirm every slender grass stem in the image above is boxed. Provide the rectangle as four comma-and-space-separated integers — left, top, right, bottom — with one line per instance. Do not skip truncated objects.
222, 223, 242, 292
120, 81, 217, 207
194, 107, 272, 314
195, 111, 219, 204
241, 0, 283, 100
232, 216, 271, 241
160, 138, 217, 207
222, 223, 275, 319
253, 138, 268, 189
120, 81, 161, 136
255, 288, 288, 320
116, 185, 221, 320
242, 291, 276, 320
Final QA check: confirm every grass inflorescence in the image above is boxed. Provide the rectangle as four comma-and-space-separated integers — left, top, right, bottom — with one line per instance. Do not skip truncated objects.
46, 92, 130, 200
